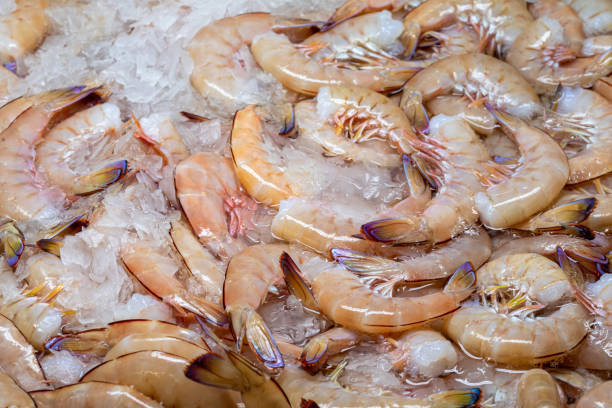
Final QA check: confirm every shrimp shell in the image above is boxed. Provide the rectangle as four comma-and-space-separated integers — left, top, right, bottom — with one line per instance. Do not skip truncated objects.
30, 382, 162, 408
0, 0, 48, 62
0, 372, 34, 408
517, 369, 563, 408
576, 380, 612, 408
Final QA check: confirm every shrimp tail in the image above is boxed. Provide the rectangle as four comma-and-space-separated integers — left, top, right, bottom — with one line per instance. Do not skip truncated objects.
36, 239, 62, 256
185, 352, 246, 391
429, 388, 481, 407
564, 245, 609, 276
72, 160, 128, 195
444, 262, 476, 295
279, 104, 296, 137
39, 84, 109, 113
243, 308, 285, 370
331, 248, 401, 275
44, 334, 107, 357
280, 252, 318, 312
361, 217, 428, 244
0, 222, 24, 267
320, 1, 365, 32
557, 247, 606, 316
300, 336, 329, 375
165, 293, 228, 327
516, 197, 597, 231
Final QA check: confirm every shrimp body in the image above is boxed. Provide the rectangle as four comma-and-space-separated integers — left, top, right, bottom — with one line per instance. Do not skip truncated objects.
492, 234, 611, 262
30, 382, 162, 408
400, 53, 542, 120
563, 0, 612, 37
0, 372, 34, 407
0, 0, 48, 63
231, 105, 300, 207
517, 369, 563, 408
474, 111, 569, 229
576, 381, 612, 408
391, 329, 458, 379
425, 95, 496, 135
251, 32, 421, 96
414, 23, 480, 64
103, 333, 208, 362
323, 0, 422, 29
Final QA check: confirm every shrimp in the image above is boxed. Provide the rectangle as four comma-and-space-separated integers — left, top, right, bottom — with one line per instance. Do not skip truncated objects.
175, 152, 257, 257
300, 327, 361, 374
0, 0, 48, 63
576, 381, 612, 408
277, 365, 480, 408
30, 382, 162, 408
0, 313, 48, 391
361, 115, 489, 244
0, 85, 125, 222
230, 105, 300, 207
121, 240, 227, 327
442, 254, 589, 366
400, 0, 533, 56
0, 372, 34, 408
413, 23, 480, 64
399, 53, 542, 121
517, 369, 563, 408
0, 65, 19, 95
506, 17, 612, 94
529, 0, 585, 54
187, 13, 318, 115
322, 0, 422, 30
474, 109, 569, 229
425, 95, 497, 136
563, 0, 612, 37
81, 351, 240, 408
250, 31, 422, 96
332, 227, 491, 286
35, 102, 123, 195
390, 329, 458, 379
104, 333, 208, 362
283, 254, 476, 334
594, 74, 612, 101
546, 86, 612, 184
46, 319, 207, 357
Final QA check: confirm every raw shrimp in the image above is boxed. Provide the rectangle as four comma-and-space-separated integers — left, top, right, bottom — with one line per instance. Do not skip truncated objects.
121, 240, 227, 327
425, 95, 497, 135
413, 23, 480, 64
81, 351, 240, 408
563, 0, 612, 37
170, 220, 224, 304
175, 152, 256, 257
506, 17, 612, 94
547, 87, 612, 184
35, 102, 123, 195
332, 227, 491, 284
30, 382, 162, 408
400, 0, 533, 56
0, 65, 19, 94
400, 53, 542, 120
0, 0, 49, 63
0, 85, 123, 222
474, 110, 569, 229
188, 13, 317, 114
390, 329, 458, 379
135, 116, 189, 166
294, 99, 401, 167
103, 333, 208, 362
322, 0, 422, 30
529, 0, 585, 54
277, 365, 480, 408
230, 105, 300, 207
250, 31, 422, 96
361, 115, 489, 244
576, 381, 612, 408
0, 313, 48, 391
0, 372, 34, 407
300, 327, 361, 374
442, 254, 589, 366
594, 73, 612, 101
46, 319, 207, 357
283, 255, 476, 334
517, 369, 563, 408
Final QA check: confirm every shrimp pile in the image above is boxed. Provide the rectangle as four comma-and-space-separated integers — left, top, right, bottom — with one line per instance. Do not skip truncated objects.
1, 0, 612, 407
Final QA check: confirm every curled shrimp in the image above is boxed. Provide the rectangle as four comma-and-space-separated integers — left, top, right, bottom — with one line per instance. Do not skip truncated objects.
250, 31, 423, 96
546, 86, 612, 184
322, 0, 421, 30
413, 23, 480, 64
400, 0, 533, 56
361, 114, 489, 244
300, 327, 361, 374
442, 253, 589, 366
474, 109, 569, 229
576, 381, 612, 408
400, 53, 542, 120
283, 254, 476, 334
563, 0, 612, 37
0, 313, 48, 391
0, 372, 34, 407
187, 13, 318, 115
30, 382, 162, 408
517, 369, 563, 408
0, 0, 48, 63
390, 329, 458, 379
230, 105, 300, 207
175, 152, 257, 257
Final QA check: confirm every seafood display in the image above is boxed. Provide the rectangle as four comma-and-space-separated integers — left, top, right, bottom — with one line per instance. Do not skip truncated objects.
0, 0, 611, 407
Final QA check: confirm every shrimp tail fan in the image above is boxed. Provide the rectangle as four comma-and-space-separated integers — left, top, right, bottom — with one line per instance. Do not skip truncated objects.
73, 160, 128, 195
361, 217, 427, 244
300, 336, 329, 375
40, 84, 109, 113
280, 252, 318, 312
185, 352, 247, 391
243, 308, 285, 370
166, 293, 228, 327
515, 198, 596, 231
429, 388, 481, 407
444, 262, 476, 295
331, 248, 400, 276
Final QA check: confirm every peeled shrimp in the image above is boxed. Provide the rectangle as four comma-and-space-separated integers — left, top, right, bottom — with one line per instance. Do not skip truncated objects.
362, 115, 489, 244
401, 0, 533, 56
474, 110, 569, 229
81, 350, 240, 407
0, 313, 48, 391
400, 53, 542, 120
0, 0, 48, 63
231, 105, 300, 207
563, 0, 612, 37
251, 31, 422, 96
443, 254, 589, 366
547, 86, 612, 184
175, 152, 256, 257
30, 382, 162, 408
391, 329, 458, 379
0, 372, 34, 407
576, 381, 612, 408
517, 369, 563, 408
